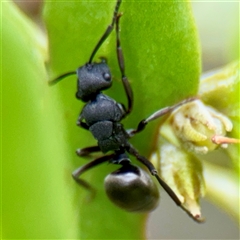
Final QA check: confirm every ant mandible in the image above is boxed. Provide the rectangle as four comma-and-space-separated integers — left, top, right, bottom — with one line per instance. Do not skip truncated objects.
49, 0, 203, 222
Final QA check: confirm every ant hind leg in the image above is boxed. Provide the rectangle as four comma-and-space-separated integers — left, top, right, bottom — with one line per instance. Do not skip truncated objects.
72, 153, 115, 196
126, 144, 204, 223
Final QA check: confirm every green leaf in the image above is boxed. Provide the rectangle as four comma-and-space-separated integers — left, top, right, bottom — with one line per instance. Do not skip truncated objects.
2, 0, 200, 239
2, 2, 79, 238
44, 1, 200, 237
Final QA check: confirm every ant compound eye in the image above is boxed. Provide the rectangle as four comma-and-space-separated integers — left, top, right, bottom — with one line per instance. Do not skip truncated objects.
103, 72, 111, 81
104, 164, 159, 212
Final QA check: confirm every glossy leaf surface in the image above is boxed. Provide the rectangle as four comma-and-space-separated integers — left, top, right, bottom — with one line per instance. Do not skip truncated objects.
2, 1, 200, 238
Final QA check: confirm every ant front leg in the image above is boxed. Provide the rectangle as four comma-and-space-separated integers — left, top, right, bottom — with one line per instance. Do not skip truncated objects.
116, 13, 133, 115
75, 112, 101, 157
76, 114, 89, 130
128, 97, 197, 137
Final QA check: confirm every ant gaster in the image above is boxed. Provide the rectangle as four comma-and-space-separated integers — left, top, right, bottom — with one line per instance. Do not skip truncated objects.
49, 0, 203, 222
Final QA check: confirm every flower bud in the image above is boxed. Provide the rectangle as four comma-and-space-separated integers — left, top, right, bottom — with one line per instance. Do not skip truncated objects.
164, 99, 235, 154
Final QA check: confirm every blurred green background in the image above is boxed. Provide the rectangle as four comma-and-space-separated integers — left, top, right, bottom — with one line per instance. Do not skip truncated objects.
2, 1, 239, 239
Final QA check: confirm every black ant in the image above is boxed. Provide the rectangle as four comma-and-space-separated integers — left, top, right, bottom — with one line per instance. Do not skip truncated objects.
49, 0, 203, 222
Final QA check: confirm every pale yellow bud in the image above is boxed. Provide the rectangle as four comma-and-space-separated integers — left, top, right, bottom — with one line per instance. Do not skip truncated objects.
151, 140, 205, 219
165, 99, 235, 154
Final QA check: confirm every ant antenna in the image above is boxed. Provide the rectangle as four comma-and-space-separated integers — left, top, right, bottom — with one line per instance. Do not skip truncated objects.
48, 0, 122, 86
88, 0, 122, 63
48, 71, 76, 86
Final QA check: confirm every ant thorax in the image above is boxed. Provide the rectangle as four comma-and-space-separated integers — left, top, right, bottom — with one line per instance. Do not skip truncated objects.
81, 94, 128, 153
81, 93, 126, 126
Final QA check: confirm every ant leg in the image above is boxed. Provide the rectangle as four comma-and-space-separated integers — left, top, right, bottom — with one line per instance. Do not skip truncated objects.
129, 97, 197, 136
49, 1, 122, 84
77, 121, 89, 130
126, 145, 180, 204
127, 145, 204, 223
116, 14, 134, 115
72, 153, 115, 191
88, 0, 122, 63
76, 114, 89, 130
76, 146, 101, 157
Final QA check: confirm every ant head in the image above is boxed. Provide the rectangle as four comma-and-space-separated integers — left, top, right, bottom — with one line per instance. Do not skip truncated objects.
104, 163, 159, 212
76, 58, 112, 102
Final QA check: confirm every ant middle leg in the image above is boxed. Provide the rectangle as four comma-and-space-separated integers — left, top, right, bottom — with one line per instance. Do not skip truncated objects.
128, 97, 197, 136
115, 13, 134, 115
76, 146, 101, 157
